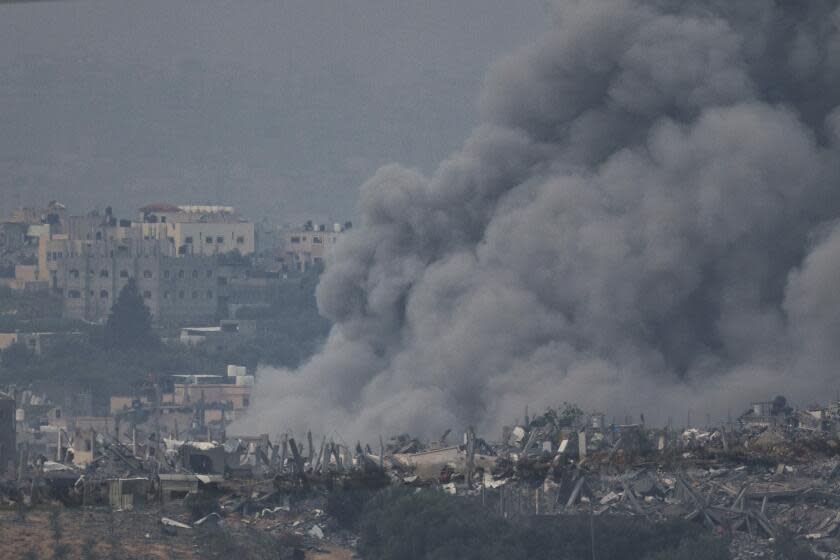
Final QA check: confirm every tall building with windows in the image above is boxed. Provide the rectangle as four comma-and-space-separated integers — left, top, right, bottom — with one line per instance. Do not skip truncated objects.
44, 237, 238, 325
31, 203, 254, 325
277, 221, 351, 271
138, 204, 255, 256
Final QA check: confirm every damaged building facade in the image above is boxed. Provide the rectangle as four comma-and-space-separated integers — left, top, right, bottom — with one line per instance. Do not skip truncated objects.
6, 391, 840, 559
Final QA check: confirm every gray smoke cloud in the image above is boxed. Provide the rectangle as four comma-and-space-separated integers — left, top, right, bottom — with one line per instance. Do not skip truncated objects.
237, 0, 840, 441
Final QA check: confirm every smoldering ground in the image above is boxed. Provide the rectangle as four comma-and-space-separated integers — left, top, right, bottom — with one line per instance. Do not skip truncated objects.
236, 0, 840, 441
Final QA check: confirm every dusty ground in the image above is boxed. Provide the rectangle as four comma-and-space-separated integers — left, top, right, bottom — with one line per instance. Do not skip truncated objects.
0, 507, 199, 560
0, 506, 358, 560
307, 545, 357, 560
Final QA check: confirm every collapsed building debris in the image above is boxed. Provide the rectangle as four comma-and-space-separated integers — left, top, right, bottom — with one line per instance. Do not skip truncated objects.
5, 395, 840, 558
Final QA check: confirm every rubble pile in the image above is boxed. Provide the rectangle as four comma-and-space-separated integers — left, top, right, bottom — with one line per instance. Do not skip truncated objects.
5, 395, 840, 558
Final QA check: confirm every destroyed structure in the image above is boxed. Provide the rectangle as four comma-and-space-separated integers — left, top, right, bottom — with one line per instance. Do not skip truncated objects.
3, 391, 840, 558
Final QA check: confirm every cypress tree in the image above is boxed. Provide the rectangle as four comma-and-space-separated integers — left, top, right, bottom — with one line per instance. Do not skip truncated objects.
104, 278, 158, 350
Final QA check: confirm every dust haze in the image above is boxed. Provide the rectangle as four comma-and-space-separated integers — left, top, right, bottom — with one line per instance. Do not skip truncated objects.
238, 0, 840, 440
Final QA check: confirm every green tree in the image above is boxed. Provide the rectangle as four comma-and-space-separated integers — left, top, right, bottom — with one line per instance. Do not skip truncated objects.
358, 489, 730, 560
104, 279, 158, 350
1, 342, 35, 369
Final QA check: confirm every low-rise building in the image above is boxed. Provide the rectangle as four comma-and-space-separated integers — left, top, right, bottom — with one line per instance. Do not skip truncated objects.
172, 382, 252, 411
178, 319, 258, 352
0, 331, 85, 355
163, 370, 253, 422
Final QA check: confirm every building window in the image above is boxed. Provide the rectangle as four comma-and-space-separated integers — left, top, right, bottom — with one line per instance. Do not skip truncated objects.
206, 270, 213, 278
243, 397, 250, 407
69, 269, 79, 279
178, 270, 185, 279
164, 270, 170, 279
143, 270, 153, 279
207, 290, 213, 299
120, 270, 129, 278
290, 236, 300, 243
185, 236, 193, 244
68, 290, 81, 299
236, 236, 245, 244
163, 291, 169, 299
206, 236, 213, 244
313, 236, 321, 244
192, 269, 199, 278
143, 290, 152, 299
216, 236, 224, 244
178, 290, 185, 299
100, 290, 109, 298
100, 270, 109, 278
191, 290, 198, 299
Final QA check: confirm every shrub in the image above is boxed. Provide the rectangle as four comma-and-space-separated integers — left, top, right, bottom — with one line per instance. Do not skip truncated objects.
357, 489, 731, 560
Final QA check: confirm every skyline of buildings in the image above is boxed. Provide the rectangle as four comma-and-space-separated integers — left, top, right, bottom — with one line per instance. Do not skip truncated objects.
1, 200, 351, 324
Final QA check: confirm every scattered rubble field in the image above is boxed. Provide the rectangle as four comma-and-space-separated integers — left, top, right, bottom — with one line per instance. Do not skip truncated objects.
0, 507, 197, 559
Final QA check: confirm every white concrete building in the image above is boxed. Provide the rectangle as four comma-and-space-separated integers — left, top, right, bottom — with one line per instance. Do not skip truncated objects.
138, 204, 255, 256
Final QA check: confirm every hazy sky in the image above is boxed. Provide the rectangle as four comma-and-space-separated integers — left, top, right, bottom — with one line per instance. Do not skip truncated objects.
0, 0, 547, 224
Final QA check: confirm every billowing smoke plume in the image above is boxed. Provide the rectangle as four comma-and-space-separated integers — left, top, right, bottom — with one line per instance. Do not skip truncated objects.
238, 0, 840, 440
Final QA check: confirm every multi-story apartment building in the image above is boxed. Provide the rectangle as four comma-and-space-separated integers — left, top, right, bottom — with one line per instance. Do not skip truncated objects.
138, 204, 255, 256
278, 221, 351, 271
43, 236, 239, 325
30, 203, 254, 325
